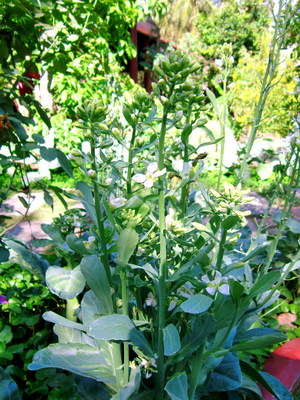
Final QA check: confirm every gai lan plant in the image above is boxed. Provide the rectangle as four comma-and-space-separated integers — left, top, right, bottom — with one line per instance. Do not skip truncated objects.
28, 52, 298, 400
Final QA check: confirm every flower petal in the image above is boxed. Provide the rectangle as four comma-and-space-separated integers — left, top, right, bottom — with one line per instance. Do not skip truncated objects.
206, 287, 216, 296
147, 162, 158, 174
153, 167, 166, 178
132, 173, 146, 183
144, 179, 154, 188
218, 284, 230, 295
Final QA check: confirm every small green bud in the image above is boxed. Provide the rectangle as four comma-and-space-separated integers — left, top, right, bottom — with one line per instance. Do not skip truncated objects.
71, 149, 82, 157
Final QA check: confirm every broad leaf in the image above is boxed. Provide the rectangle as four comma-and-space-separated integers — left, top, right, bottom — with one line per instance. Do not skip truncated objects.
241, 361, 293, 400
111, 367, 141, 400
90, 315, 153, 356
0, 367, 21, 400
4, 238, 49, 281
28, 343, 116, 384
165, 373, 189, 400
56, 149, 73, 177
207, 353, 242, 391
66, 234, 91, 255
222, 216, 240, 230
46, 266, 85, 299
117, 228, 139, 265
80, 255, 113, 314
173, 314, 216, 362
40, 147, 57, 161
163, 324, 181, 356
81, 290, 106, 326
43, 311, 87, 331
181, 294, 213, 314
231, 329, 286, 351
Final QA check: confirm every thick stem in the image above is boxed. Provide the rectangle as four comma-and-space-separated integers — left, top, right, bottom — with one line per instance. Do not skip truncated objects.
91, 142, 112, 285
66, 298, 79, 322
180, 112, 192, 217
127, 126, 136, 196
215, 228, 227, 270
156, 108, 169, 400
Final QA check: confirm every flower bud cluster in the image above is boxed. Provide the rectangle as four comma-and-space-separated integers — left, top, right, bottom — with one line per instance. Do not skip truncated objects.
210, 183, 253, 217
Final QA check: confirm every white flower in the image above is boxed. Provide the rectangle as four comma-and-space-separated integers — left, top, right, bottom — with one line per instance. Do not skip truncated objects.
144, 292, 157, 307
202, 271, 230, 296
109, 193, 126, 208
132, 162, 166, 188
215, 58, 223, 67
105, 177, 113, 185
172, 160, 191, 179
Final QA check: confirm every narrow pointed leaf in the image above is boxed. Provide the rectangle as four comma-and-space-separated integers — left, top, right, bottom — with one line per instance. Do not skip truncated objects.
80, 255, 113, 313
117, 228, 139, 264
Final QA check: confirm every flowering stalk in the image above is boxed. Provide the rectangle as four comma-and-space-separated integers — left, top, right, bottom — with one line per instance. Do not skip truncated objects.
91, 140, 112, 285
262, 147, 300, 275
127, 125, 136, 196
238, 0, 292, 182
156, 106, 169, 400
180, 112, 191, 217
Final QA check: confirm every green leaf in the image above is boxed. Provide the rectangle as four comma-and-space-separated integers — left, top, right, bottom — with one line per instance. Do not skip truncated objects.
0, 325, 13, 344
206, 88, 220, 117
181, 124, 193, 145
180, 294, 213, 314
0, 367, 21, 400
66, 234, 91, 255
241, 361, 293, 400
4, 238, 49, 281
90, 315, 153, 356
41, 224, 65, 245
123, 107, 134, 125
40, 147, 57, 161
231, 329, 287, 351
32, 99, 51, 129
43, 311, 87, 331
56, 149, 73, 177
80, 255, 113, 314
53, 325, 85, 344
163, 324, 181, 356
111, 367, 141, 400
287, 217, 300, 233
165, 373, 189, 400
81, 290, 106, 326
207, 353, 242, 391
76, 181, 97, 224
230, 280, 244, 302
28, 343, 116, 384
117, 228, 138, 265
46, 266, 86, 300
173, 314, 216, 363
17, 195, 28, 209
222, 216, 240, 230
248, 271, 281, 299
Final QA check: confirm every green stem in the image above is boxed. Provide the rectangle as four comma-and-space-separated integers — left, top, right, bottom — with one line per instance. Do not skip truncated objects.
156, 106, 170, 400
66, 298, 79, 322
91, 141, 112, 285
238, 0, 291, 183
216, 228, 227, 270
180, 113, 191, 217
262, 149, 300, 275
121, 267, 130, 385
127, 125, 136, 196
217, 72, 228, 191
248, 151, 294, 253
188, 346, 205, 400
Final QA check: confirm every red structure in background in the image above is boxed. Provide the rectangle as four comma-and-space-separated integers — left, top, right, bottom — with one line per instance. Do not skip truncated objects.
128, 21, 168, 93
